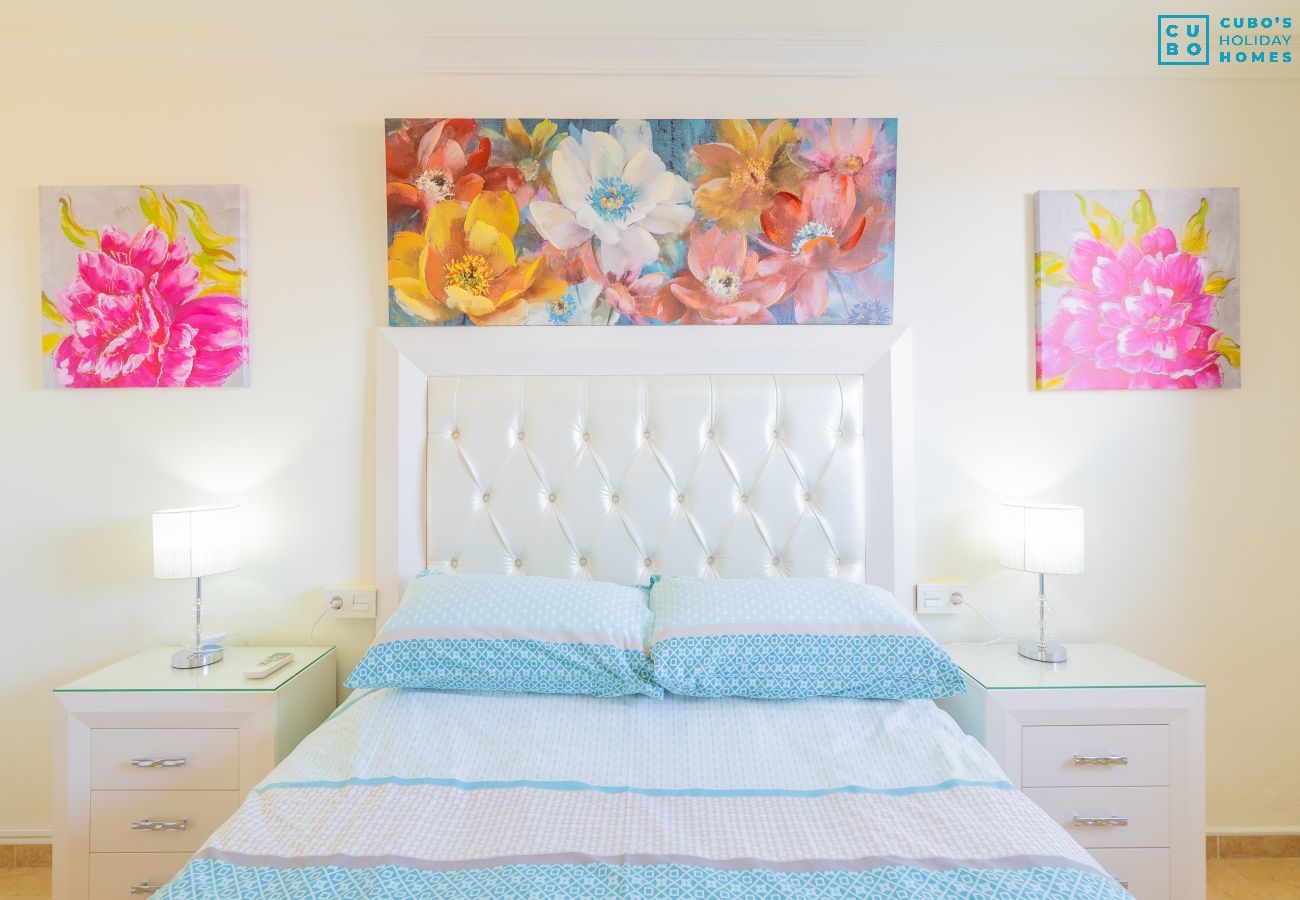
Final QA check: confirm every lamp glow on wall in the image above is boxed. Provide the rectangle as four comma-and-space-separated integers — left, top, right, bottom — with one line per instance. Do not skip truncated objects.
999, 502, 1084, 663
153, 505, 241, 669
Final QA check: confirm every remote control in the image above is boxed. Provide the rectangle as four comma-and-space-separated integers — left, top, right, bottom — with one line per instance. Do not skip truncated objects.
244, 652, 294, 679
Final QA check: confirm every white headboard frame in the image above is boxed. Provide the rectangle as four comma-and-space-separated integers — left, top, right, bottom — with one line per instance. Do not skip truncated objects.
375, 327, 915, 628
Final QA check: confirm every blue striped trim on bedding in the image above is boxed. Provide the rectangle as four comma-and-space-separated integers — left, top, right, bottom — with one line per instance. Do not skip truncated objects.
158, 857, 1130, 899
346, 637, 662, 698
253, 775, 1015, 798
646, 577, 966, 700
651, 633, 966, 700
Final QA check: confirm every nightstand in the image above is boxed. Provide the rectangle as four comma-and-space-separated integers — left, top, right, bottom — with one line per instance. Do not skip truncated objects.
936, 642, 1205, 900
53, 646, 336, 899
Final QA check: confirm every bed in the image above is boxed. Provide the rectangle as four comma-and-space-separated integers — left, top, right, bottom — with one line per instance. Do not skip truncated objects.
158, 330, 1129, 898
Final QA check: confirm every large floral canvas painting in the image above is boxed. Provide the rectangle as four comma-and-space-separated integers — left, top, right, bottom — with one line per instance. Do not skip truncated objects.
40, 185, 248, 388
1035, 188, 1240, 390
385, 118, 896, 326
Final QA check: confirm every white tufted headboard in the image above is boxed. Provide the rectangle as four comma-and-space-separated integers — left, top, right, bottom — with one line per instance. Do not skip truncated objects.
376, 328, 915, 627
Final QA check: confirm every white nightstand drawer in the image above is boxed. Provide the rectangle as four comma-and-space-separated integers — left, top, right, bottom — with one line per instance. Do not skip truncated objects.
88, 852, 193, 898
1022, 724, 1169, 787
90, 789, 240, 852
1089, 848, 1170, 900
1019, 723, 1175, 785
1022, 786, 1169, 849
91, 728, 239, 791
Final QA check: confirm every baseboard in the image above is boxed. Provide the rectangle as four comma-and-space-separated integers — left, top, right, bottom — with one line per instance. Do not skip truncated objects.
0, 829, 51, 844
1207, 832, 1300, 859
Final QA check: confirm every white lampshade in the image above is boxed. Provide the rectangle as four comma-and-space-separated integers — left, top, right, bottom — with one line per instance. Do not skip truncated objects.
152, 506, 241, 580
999, 502, 1084, 575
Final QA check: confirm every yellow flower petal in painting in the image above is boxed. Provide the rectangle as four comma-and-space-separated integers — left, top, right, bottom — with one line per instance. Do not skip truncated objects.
445, 283, 497, 317
1204, 272, 1235, 294
424, 200, 465, 254
528, 119, 559, 156
466, 221, 516, 276
41, 292, 65, 324
139, 186, 178, 240
520, 258, 568, 306
491, 255, 568, 313
387, 231, 426, 281
1130, 190, 1157, 239
466, 191, 520, 240
388, 230, 455, 322
392, 279, 458, 323
1215, 334, 1241, 368
1034, 251, 1074, 289
58, 197, 99, 249
755, 119, 799, 166
1075, 194, 1124, 249
715, 120, 759, 157
471, 300, 531, 326
504, 118, 532, 152
178, 199, 237, 251
1182, 198, 1210, 254
194, 253, 244, 292
42, 333, 62, 354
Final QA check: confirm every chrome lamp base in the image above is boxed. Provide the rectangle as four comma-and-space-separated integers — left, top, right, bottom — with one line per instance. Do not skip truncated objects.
1018, 638, 1067, 664
172, 646, 224, 669
172, 576, 224, 669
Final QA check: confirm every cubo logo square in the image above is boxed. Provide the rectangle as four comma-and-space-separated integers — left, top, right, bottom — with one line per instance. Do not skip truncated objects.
1159, 15, 1211, 65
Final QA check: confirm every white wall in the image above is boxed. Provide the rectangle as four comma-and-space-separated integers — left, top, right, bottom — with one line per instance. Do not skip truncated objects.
2, 0, 1297, 836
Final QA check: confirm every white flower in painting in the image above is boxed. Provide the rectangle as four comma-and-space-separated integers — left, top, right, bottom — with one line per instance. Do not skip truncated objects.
529, 120, 694, 276
526, 281, 605, 326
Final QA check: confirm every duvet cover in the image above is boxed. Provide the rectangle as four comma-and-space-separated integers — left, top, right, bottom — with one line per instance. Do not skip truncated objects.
158, 687, 1128, 898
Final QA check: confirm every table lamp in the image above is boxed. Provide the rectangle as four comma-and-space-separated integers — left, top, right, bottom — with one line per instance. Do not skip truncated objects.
153, 505, 241, 669
999, 501, 1084, 663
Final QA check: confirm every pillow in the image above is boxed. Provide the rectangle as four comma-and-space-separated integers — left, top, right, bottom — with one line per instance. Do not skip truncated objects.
646, 576, 964, 700
347, 572, 661, 697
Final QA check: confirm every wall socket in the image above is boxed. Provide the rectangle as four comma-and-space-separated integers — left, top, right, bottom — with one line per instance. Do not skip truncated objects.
321, 585, 377, 619
914, 582, 971, 616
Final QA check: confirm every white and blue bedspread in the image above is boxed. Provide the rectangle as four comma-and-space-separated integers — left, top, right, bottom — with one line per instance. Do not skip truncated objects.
158, 688, 1129, 898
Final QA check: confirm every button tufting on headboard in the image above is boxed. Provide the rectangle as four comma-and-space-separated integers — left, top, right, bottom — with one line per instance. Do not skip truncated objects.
423, 374, 867, 585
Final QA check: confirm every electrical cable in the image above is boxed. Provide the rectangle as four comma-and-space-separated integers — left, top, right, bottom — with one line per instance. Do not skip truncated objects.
947, 591, 1016, 645
309, 596, 345, 645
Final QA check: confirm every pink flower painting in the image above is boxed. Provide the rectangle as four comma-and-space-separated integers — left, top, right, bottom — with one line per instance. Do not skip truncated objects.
1035, 189, 1240, 390
40, 185, 248, 389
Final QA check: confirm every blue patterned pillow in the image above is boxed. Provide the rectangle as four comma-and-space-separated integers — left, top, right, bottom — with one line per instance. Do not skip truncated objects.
647, 577, 964, 700
347, 573, 661, 697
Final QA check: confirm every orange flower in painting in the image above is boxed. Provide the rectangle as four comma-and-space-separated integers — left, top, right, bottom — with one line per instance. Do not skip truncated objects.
388, 192, 566, 325
385, 118, 521, 223
691, 119, 802, 231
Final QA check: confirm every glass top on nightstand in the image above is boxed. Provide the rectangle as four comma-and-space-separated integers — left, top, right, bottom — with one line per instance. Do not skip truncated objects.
943, 642, 1203, 690
54, 646, 335, 692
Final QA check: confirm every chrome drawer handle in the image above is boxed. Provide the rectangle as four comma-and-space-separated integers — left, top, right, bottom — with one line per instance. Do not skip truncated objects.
130, 883, 160, 895
1118, 881, 1129, 888
1072, 754, 1128, 766
130, 757, 187, 768
1073, 816, 1128, 827
131, 819, 187, 832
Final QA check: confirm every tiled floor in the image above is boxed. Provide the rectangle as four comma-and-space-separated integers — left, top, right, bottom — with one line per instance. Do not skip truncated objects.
1, 860, 1298, 898
1208, 857, 1300, 899
0, 868, 48, 900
